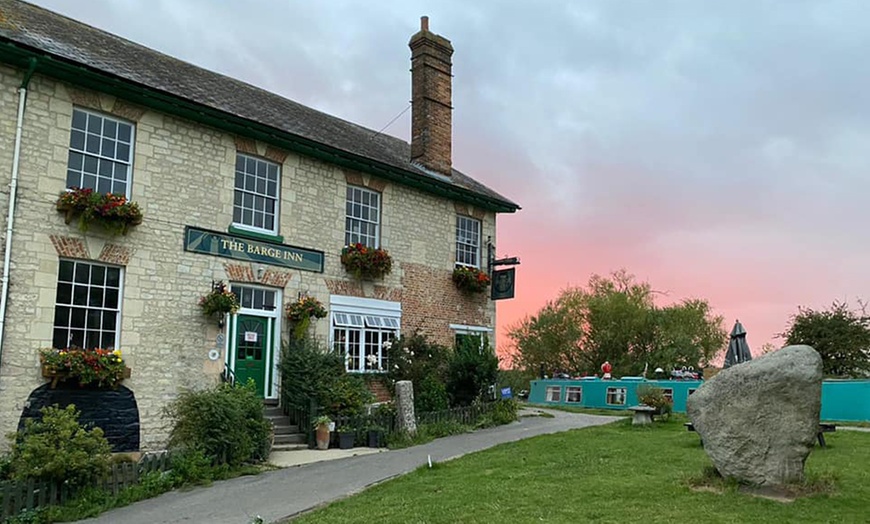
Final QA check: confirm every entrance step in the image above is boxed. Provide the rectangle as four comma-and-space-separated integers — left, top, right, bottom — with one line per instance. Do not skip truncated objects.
264, 400, 308, 452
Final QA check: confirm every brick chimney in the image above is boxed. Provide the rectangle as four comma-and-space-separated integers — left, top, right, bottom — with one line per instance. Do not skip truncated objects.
409, 16, 453, 175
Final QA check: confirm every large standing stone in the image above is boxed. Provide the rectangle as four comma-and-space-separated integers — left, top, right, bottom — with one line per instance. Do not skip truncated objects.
687, 345, 822, 486
395, 380, 417, 436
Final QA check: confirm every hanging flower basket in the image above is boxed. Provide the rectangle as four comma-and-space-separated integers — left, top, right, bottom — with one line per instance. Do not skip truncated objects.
452, 266, 491, 293
198, 281, 240, 316
39, 348, 130, 389
340, 243, 393, 280
285, 295, 327, 323
56, 187, 143, 235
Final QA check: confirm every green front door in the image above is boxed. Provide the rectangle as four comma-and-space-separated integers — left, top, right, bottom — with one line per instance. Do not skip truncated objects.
233, 315, 268, 397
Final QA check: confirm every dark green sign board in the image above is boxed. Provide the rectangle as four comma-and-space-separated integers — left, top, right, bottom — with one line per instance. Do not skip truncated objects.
184, 226, 324, 272
491, 268, 515, 301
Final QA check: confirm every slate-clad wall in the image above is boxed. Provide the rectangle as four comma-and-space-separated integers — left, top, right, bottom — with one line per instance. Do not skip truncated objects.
0, 66, 497, 451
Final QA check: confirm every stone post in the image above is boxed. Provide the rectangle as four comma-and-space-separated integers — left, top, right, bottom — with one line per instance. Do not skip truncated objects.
395, 380, 417, 436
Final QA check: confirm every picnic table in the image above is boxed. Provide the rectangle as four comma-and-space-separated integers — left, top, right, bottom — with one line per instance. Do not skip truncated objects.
629, 405, 656, 426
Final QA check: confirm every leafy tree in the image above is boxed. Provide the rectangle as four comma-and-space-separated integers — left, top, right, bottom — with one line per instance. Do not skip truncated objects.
508, 270, 726, 377
446, 336, 499, 406
781, 301, 870, 377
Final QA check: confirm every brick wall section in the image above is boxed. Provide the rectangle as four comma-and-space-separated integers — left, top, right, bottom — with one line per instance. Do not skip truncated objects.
409, 19, 454, 175
49, 235, 89, 259
367, 379, 392, 403
98, 244, 134, 266
234, 136, 257, 155
401, 262, 489, 347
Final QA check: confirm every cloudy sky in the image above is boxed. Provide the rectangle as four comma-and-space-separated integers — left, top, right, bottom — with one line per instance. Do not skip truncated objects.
31, 0, 870, 363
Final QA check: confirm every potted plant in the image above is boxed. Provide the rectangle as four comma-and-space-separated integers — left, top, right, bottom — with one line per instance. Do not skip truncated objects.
452, 266, 491, 293
39, 348, 130, 388
56, 187, 143, 235
199, 281, 240, 327
313, 415, 332, 450
367, 424, 385, 448
285, 295, 327, 340
340, 243, 393, 280
337, 427, 356, 450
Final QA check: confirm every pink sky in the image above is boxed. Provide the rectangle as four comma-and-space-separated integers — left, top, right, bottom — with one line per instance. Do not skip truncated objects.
33, 0, 870, 366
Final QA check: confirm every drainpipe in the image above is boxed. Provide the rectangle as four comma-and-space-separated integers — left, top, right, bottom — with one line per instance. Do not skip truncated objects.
0, 58, 37, 371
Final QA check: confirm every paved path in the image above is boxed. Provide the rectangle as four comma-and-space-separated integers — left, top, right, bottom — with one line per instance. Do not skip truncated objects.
79, 409, 621, 524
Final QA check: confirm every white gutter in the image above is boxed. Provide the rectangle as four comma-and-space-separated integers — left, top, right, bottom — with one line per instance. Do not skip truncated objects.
0, 59, 37, 369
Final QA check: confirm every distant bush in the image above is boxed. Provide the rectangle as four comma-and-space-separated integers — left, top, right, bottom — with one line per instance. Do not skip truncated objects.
279, 336, 373, 417
4, 404, 111, 486
165, 381, 271, 467
478, 399, 519, 428
447, 337, 499, 406
637, 384, 672, 419
498, 368, 535, 398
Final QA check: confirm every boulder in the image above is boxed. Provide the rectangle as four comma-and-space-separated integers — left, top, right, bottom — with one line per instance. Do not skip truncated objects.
686, 345, 822, 486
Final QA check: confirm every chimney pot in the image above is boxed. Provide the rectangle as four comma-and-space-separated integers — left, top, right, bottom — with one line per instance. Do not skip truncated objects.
421, 16, 428, 31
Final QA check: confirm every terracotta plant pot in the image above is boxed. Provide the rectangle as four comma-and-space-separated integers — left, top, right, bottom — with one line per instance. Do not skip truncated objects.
315, 424, 330, 450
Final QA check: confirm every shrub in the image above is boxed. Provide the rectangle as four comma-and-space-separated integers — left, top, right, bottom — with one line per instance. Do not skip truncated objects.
478, 399, 519, 427
385, 333, 451, 410
168, 447, 214, 486
446, 337, 499, 406
164, 381, 271, 467
5, 404, 111, 486
637, 384, 673, 419
279, 336, 373, 417
415, 374, 449, 413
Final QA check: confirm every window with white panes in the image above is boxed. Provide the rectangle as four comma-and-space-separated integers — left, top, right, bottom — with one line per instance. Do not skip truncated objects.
455, 215, 481, 267
233, 153, 280, 234
565, 386, 582, 403
606, 387, 627, 406
66, 108, 134, 197
545, 386, 561, 402
332, 313, 397, 373
52, 260, 122, 350
345, 186, 380, 247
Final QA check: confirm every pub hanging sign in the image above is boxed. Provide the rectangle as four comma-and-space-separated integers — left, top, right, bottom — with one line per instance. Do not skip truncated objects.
183, 226, 324, 272
490, 268, 515, 301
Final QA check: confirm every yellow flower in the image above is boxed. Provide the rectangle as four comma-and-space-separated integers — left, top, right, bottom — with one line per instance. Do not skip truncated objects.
113, 349, 122, 356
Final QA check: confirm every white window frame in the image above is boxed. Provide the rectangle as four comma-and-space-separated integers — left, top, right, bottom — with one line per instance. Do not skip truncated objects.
345, 185, 381, 248
450, 324, 493, 352
227, 284, 282, 399
455, 215, 481, 268
565, 386, 582, 404
233, 153, 281, 235
606, 387, 627, 406
545, 386, 561, 403
662, 388, 674, 403
67, 107, 135, 198
52, 259, 124, 350
330, 295, 399, 373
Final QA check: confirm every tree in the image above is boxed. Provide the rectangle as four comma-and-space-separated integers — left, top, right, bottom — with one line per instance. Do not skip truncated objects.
508, 270, 726, 377
781, 301, 870, 378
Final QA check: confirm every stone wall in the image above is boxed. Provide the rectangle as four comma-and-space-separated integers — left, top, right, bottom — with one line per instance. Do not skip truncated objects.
0, 67, 498, 450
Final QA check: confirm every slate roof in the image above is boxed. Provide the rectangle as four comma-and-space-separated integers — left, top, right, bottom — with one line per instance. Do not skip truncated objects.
0, 0, 518, 211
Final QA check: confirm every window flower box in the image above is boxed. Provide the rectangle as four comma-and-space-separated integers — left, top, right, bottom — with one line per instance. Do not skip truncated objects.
39, 348, 130, 389
452, 266, 491, 293
56, 187, 143, 235
340, 243, 392, 280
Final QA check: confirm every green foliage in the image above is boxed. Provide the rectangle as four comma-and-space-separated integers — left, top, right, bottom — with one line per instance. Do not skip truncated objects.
167, 447, 215, 486
39, 348, 127, 388
446, 337, 498, 406
497, 368, 535, 397
340, 243, 392, 279
198, 280, 239, 316
508, 269, 726, 377
477, 399, 519, 427
55, 187, 143, 235
636, 385, 673, 419
781, 301, 870, 377
164, 381, 271, 467
386, 333, 451, 412
5, 404, 111, 486
279, 336, 373, 417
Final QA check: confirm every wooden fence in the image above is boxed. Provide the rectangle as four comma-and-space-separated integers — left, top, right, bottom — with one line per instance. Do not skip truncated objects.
0, 451, 172, 521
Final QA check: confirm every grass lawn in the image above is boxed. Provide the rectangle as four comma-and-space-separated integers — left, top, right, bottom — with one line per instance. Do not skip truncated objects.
524, 403, 631, 417
295, 416, 870, 523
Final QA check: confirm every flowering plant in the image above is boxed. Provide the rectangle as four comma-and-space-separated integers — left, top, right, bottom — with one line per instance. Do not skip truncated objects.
39, 347, 129, 388
340, 243, 393, 280
285, 296, 327, 323
452, 266, 491, 293
199, 281, 240, 316
56, 187, 143, 235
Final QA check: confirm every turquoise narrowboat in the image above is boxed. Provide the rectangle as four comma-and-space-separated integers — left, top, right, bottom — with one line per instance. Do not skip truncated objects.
528, 377, 870, 422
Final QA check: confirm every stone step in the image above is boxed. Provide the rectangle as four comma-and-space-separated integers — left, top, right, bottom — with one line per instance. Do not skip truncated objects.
274, 433, 307, 445
264, 407, 284, 417
272, 424, 300, 435
271, 443, 309, 452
